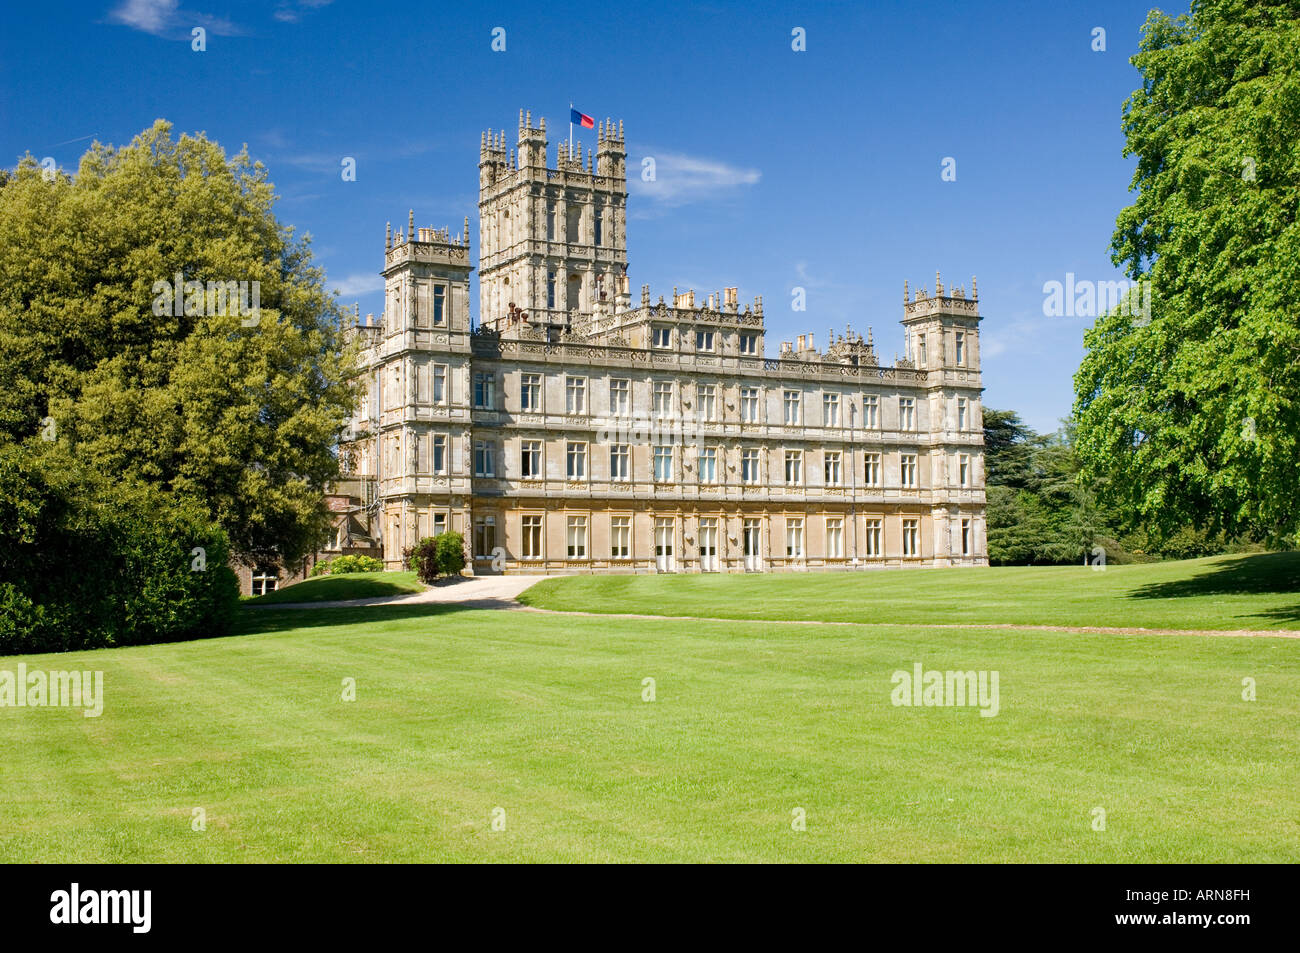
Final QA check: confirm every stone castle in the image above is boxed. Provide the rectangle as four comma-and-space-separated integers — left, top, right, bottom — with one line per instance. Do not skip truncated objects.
334, 109, 987, 575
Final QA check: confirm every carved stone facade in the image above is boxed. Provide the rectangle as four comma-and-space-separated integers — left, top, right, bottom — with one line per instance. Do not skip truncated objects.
340, 110, 988, 574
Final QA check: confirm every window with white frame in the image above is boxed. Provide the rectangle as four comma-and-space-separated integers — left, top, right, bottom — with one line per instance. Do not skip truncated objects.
916, 334, 928, 367
433, 365, 447, 405
957, 397, 968, 430
610, 516, 631, 558
432, 513, 447, 536
863, 394, 879, 428
740, 387, 760, 423
783, 390, 801, 425
739, 332, 758, 355
784, 450, 803, 485
474, 440, 495, 477
900, 452, 917, 488
521, 440, 541, 479
741, 448, 760, 484
824, 451, 842, 486
566, 516, 588, 559
566, 441, 587, 480
565, 376, 586, 415
653, 381, 673, 418
955, 331, 966, 366
432, 434, 446, 474
473, 516, 496, 558
609, 378, 630, 416
653, 444, 673, 482
697, 384, 717, 421
250, 566, 278, 596
473, 373, 495, 410
610, 444, 630, 481
899, 397, 915, 431
826, 517, 844, 558
864, 451, 881, 487
961, 517, 972, 556
433, 286, 445, 326
653, 326, 672, 348
959, 453, 970, 487
864, 518, 882, 556
521, 373, 542, 412
785, 518, 805, 558
902, 518, 920, 556
695, 329, 715, 351
823, 392, 841, 427
522, 515, 543, 559
698, 446, 717, 484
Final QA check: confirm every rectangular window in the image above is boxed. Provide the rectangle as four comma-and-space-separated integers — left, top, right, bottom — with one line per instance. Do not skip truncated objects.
433, 365, 447, 405
521, 440, 541, 479
741, 448, 760, 484
433, 286, 445, 326
957, 397, 968, 430
610, 444, 630, 481
698, 447, 717, 484
594, 213, 603, 247
739, 333, 758, 355
474, 440, 495, 477
473, 373, 495, 410
522, 515, 543, 559
959, 453, 970, 487
695, 330, 714, 351
900, 453, 917, 488
786, 519, 805, 559
565, 376, 586, 415
826, 517, 844, 558
433, 513, 446, 536
864, 451, 881, 487
824, 451, 842, 486
863, 394, 879, 428
547, 271, 556, 309
473, 516, 496, 559
823, 392, 841, 427
653, 326, 672, 348
521, 373, 542, 412
566, 516, 588, 559
432, 434, 446, 474
653, 444, 673, 482
916, 334, 928, 367
740, 387, 760, 423
864, 519, 882, 556
566, 441, 587, 480
697, 384, 717, 421
783, 390, 801, 426
784, 450, 803, 486
653, 381, 673, 419
609, 378, 630, 416
955, 331, 966, 366
899, 397, 916, 431
961, 518, 972, 556
902, 518, 920, 557
251, 566, 278, 596
610, 516, 631, 558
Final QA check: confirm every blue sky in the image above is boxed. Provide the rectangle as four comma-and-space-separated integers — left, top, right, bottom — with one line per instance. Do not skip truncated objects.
1, 0, 1165, 433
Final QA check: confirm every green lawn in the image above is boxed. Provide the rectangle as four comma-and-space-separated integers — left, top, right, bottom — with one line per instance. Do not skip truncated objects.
518, 552, 1300, 631
0, 589, 1296, 862
245, 571, 425, 605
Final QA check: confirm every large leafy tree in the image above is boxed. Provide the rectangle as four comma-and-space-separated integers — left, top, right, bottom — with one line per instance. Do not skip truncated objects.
0, 121, 357, 566
1074, 0, 1300, 547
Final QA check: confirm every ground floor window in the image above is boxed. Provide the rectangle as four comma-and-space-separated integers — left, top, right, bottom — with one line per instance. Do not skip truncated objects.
610, 516, 631, 558
566, 516, 588, 559
251, 566, 278, 596
474, 516, 496, 558
433, 513, 447, 537
786, 518, 805, 559
961, 518, 972, 556
522, 515, 543, 559
902, 518, 920, 557
826, 517, 843, 558
864, 519, 882, 557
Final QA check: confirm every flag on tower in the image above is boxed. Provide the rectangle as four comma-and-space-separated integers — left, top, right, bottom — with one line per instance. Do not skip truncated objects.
570, 108, 595, 129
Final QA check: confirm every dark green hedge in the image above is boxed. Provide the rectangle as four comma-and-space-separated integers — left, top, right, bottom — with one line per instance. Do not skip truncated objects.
0, 444, 239, 654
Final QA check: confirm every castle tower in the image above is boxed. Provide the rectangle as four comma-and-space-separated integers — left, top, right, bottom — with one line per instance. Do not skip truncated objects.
478, 109, 628, 333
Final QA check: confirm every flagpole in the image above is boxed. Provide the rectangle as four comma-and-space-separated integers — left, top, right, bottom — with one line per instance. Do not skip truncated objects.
569, 101, 573, 154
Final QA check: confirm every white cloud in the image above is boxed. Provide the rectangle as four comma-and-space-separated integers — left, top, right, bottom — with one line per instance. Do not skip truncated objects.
331, 273, 385, 296
629, 150, 760, 208
108, 0, 242, 37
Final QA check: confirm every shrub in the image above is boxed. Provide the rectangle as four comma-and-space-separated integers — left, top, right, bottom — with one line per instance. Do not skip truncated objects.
312, 554, 383, 576
0, 443, 239, 654
405, 532, 466, 584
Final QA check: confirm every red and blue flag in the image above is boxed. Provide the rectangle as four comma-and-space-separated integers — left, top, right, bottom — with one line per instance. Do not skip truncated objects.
570, 108, 595, 129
